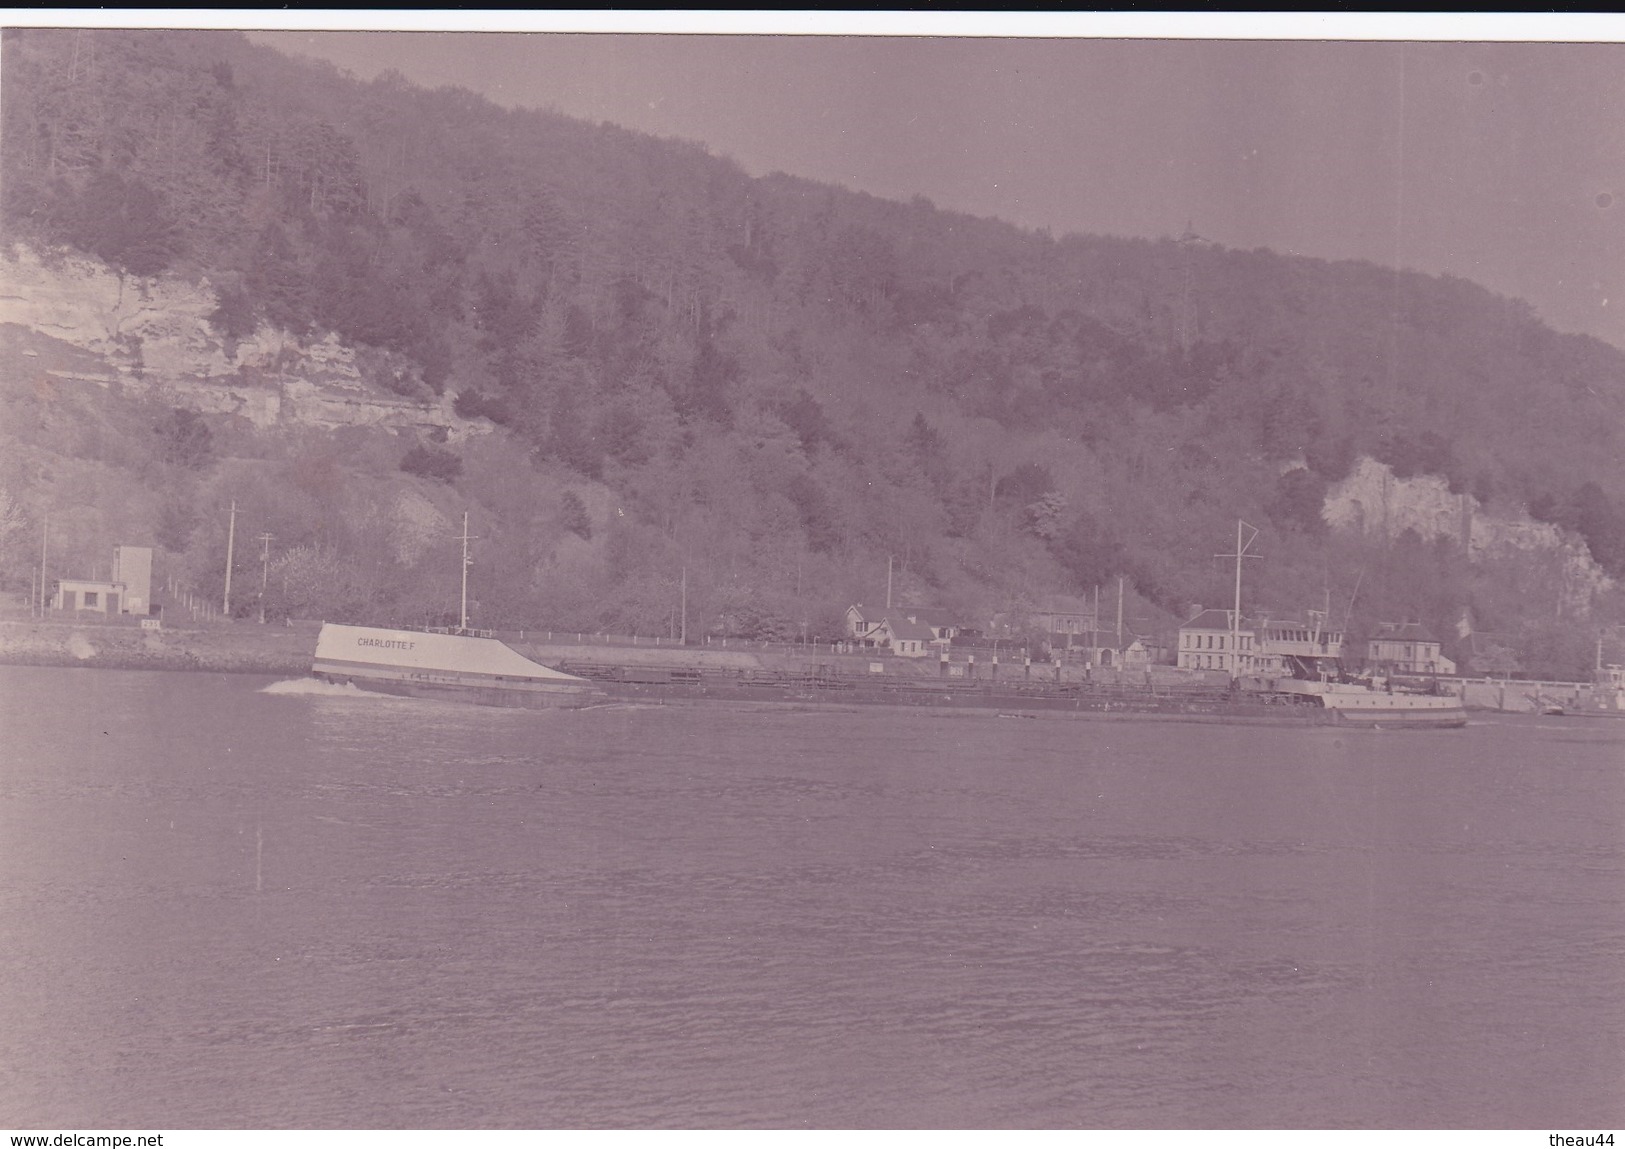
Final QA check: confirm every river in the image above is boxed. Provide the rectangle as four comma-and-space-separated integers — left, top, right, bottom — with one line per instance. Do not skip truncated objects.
1, 666, 1621, 1129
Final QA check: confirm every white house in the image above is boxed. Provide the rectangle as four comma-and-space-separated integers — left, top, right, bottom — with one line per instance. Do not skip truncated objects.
847, 604, 960, 653
53, 545, 154, 616
1367, 622, 1456, 675
1176, 608, 1255, 673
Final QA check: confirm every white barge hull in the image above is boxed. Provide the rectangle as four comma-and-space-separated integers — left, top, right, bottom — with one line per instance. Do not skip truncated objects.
312, 623, 601, 709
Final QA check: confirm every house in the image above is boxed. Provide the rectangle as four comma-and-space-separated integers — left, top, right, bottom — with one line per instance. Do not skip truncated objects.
874, 616, 937, 657
846, 604, 961, 652
53, 545, 155, 616
848, 613, 937, 657
1176, 608, 1255, 673
1179, 605, 1358, 676
902, 608, 962, 645
1366, 621, 1456, 675
1027, 607, 1097, 638
1118, 637, 1154, 671
1454, 608, 1519, 677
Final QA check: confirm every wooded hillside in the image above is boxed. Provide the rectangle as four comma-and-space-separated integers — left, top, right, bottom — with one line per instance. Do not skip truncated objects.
4, 28, 1623, 676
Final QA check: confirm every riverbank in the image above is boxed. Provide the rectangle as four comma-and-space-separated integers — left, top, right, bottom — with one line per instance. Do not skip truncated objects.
0, 618, 1091, 684
0, 618, 1600, 717
0, 618, 315, 675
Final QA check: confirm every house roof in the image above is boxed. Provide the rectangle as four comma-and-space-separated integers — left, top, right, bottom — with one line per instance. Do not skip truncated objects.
881, 617, 937, 642
1181, 609, 1236, 631
852, 604, 961, 629
1373, 621, 1441, 644
903, 608, 960, 628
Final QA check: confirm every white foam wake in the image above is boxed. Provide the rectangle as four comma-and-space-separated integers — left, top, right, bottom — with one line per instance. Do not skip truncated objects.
259, 677, 381, 697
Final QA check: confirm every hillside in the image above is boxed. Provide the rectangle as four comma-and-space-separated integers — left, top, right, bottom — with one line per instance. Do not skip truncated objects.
3, 27, 1624, 676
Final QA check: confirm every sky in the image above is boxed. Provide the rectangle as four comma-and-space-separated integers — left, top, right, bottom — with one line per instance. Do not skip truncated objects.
36, 13, 1625, 348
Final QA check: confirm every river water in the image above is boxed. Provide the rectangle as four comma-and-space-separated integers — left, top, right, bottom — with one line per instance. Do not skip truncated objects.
2, 666, 1622, 1129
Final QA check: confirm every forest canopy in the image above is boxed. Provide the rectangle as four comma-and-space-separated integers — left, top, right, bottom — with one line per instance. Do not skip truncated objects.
4, 28, 1624, 677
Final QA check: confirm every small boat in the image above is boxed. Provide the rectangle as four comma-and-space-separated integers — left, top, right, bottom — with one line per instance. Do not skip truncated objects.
311, 622, 600, 709
1568, 663, 1625, 718
308, 512, 600, 709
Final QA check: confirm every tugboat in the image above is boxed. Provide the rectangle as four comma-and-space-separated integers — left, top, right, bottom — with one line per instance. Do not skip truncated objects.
1218, 520, 1465, 728
1256, 657, 1468, 728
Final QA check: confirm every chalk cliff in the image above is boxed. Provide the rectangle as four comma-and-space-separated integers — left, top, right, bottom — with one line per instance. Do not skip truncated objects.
0, 245, 487, 439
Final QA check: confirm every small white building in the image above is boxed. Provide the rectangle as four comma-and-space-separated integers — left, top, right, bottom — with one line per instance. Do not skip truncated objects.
54, 545, 155, 616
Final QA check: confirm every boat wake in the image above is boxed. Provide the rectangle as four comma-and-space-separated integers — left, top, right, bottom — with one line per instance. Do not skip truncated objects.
259, 677, 385, 698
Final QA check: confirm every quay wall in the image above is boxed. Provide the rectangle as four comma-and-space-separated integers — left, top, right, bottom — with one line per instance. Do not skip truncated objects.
0, 619, 1605, 714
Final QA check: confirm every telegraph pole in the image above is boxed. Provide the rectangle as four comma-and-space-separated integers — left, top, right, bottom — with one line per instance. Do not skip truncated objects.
1215, 520, 1261, 679
222, 501, 237, 617
256, 532, 274, 623
680, 566, 687, 645
1116, 576, 1125, 649
458, 511, 477, 633
37, 515, 49, 614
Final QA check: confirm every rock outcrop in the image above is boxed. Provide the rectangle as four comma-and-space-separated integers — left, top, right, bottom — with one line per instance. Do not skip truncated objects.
0, 244, 488, 439
1323, 455, 1613, 614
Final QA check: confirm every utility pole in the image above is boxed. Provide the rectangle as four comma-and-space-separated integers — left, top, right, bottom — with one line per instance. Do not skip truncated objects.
886, 554, 893, 611
38, 514, 48, 614
1116, 576, 1125, 649
256, 533, 274, 624
680, 566, 687, 645
222, 501, 237, 617
1215, 520, 1261, 679
458, 512, 477, 633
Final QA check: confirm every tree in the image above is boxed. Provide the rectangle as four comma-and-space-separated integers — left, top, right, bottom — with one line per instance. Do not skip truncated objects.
560, 490, 592, 540
208, 285, 258, 343
1049, 511, 1126, 592
153, 408, 214, 470
247, 224, 311, 335
994, 462, 1053, 507
1266, 467, 1329, 535
1023, 490, 1068, 541
1573, 481, 1625, 576
68, 172, 181, 279
399, 443, 463, 483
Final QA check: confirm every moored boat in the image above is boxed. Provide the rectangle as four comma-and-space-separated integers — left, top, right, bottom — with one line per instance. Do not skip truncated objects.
1569, 663, 1625, 718
1260, 676, 1468, 727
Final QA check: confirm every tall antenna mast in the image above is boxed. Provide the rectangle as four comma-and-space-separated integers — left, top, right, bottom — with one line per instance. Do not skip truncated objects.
1215, 520, 1261, 678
